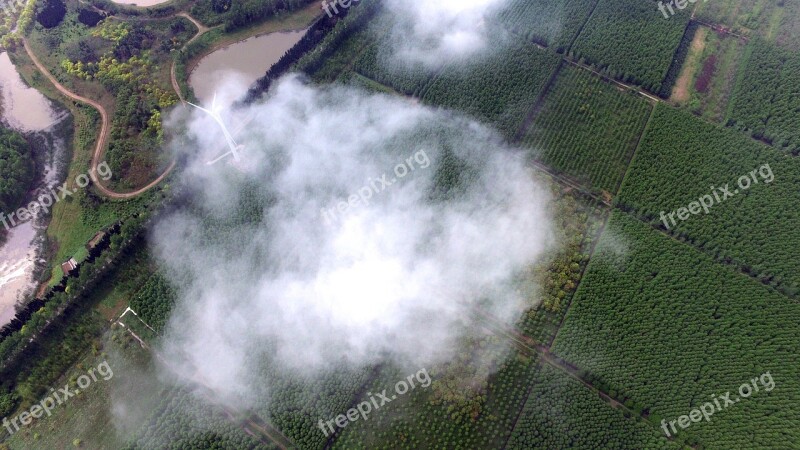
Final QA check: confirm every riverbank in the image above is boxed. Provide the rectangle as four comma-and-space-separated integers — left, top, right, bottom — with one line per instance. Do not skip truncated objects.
0, 51, 72, 328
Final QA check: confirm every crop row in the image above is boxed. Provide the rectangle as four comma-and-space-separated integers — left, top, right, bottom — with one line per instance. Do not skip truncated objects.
618, 104, 800, 295
569, 0, 690, 93
492, 0, 597, 53
552, 211, 800, 447
728, 38, 800, 153
523, 64, 652, 193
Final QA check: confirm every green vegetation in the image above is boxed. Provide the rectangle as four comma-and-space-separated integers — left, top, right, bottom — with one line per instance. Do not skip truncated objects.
618, 104, 800, 295
672, 25, 746, 123
124, 385, 277, 450
35, 0, 66, 29
727, 38, 800, 153
58, 16, 190, 184
298, 0, 383, 84
6, 327, 160, 449
190, 0, 314, 30
334, 348, 540, 449
522, 64, 652, 193
695, 0, 775, 35
507, 363, 680, 449
773, 0, 800, 50
570, 0, 690, 92
254, 363, 373, 449
493, 0, 597, 52
0, 126, 34, 217
422, 41, 561, 138
129, 273, 176, 333
5, 0, 800, 448
352, 20, 438, 98
517, 188, 604, 343
552, 211, 800, 448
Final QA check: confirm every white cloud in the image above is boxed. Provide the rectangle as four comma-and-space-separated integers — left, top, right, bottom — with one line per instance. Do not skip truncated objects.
153, 76, 555, 405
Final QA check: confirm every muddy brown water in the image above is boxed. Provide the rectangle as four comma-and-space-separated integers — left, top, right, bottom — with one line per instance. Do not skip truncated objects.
0, 51, 64, 327
189, 30, 307, 106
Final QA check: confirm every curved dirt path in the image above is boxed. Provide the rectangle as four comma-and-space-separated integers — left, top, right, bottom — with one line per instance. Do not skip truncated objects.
22, 40, 175, 199
171, 13, 215, 103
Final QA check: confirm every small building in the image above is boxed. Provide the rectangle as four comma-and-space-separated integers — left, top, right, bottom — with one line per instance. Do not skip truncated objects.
61, 258, 79, 276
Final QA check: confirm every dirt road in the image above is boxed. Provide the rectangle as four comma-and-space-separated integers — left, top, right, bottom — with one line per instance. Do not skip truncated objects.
22, 39, 175, 199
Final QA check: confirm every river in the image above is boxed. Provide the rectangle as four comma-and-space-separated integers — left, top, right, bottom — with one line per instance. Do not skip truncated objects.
0, 52, 68, 328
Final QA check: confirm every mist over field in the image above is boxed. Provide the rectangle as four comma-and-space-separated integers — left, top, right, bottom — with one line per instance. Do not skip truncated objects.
383, 0, 507, 66
150, 75, 555, 404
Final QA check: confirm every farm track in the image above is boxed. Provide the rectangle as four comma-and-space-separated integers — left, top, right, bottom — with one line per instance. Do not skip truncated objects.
170, 12, 219, 103
470, 307, 681, 449
22, 39, 176, 199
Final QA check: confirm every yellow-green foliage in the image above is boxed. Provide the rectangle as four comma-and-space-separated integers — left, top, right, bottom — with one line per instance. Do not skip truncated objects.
91, 19, 129, 43
147, 110, 163, 142
16, 0, 37, 35
61, 59, 92, 80
95, 54, 148, 84
144, 84, 178, 109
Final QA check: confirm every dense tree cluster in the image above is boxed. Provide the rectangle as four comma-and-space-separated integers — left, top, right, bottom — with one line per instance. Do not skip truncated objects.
728, 38, 800, 153
421, 40, 561, 138
250, 361, 374, 449
333, 351, 539, 449
617, 104, 800, 295
552, 211, 800, 448
658, 21, 699, 98
0, 126, 34, 216
35, 0, 66, 29
507, 364, 680, 449
290, 0, 381, 87
518, 190, 604, 344
569, 0, 690, 92
124, 386, 277, 450
353, 28, 440, 98
77, 8, 106, 27
223, 0, 314, 31
129, 274, 176, 333
524, 64, 652, 193
492, 0, 596, 53
191, 0, 308, 28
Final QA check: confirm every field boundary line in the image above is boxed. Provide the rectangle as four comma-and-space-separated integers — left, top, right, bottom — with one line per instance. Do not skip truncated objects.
512, 59, 565, 143
565, 0, 601, 55
471, 308, 684, 449
618, 207, 800, 304
614, 103, 657, 197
